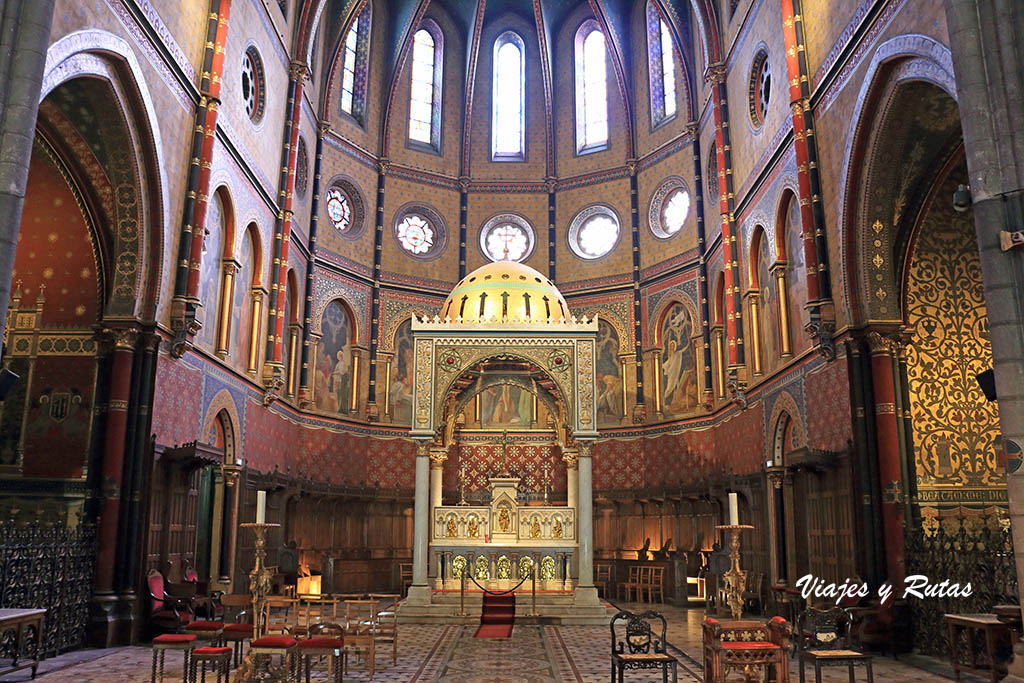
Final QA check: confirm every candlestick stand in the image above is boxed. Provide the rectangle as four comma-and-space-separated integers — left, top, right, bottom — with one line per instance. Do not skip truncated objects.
240, 522, 280, 637
715, 524, 754, 620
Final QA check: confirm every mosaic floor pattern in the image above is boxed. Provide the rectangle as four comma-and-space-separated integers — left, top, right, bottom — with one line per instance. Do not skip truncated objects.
2, 606, 993, 682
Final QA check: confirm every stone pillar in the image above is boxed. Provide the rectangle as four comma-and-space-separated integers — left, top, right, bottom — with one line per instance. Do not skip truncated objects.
0, 0, 55, 364
429, 446, 446, 510
563, 449, 578, 510
407, 442, 432, 605
866, 332, 906, 583
91, 327, 138, 646
944, 3, 1024, 675
574, 442, 599, 606
766, 467, 788, 584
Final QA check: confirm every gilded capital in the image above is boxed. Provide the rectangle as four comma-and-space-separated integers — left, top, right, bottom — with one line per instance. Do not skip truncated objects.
706, 63, 727, 84
562, 449, 579, 469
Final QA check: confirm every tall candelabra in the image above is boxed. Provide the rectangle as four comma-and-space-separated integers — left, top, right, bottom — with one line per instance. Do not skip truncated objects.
715, 524, 754, 620
239, 522, 280, 638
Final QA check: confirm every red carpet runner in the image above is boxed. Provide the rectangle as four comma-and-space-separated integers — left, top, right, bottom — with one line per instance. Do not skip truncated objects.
474, 592, 515, 638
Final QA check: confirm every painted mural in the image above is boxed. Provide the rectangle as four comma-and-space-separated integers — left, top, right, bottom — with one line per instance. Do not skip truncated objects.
314, 300, 353, 415
197, 192, 224, 349
658, 302, 697, 416
595, 320, 622, 426
783, 194, 810, 354
757, 232, 781, 375
231, 229, 254, 368
389, 319, 414, 425
479, 384, 534, 427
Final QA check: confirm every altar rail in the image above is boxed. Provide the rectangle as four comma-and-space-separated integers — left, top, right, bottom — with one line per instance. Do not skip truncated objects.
0, 519, 96, 656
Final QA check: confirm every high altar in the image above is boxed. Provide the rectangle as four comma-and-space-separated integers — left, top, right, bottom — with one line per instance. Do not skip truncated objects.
398, 260, 607, 623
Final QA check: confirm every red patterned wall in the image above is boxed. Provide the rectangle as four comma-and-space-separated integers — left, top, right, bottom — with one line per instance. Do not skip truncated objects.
14, 153, 98, 326
151, 353, 202, 447
444, 441, 566, 495
805, 355, 853, 452
21, 356, 96, 478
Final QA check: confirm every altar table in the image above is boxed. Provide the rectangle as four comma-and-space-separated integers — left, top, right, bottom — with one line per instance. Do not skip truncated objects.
0, 608, 46, 679
944, 612, 1010, 683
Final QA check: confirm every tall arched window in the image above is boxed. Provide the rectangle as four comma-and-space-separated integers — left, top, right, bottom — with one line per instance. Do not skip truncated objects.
574, 21, 609, 153
339, 5, 371, 123
492, 32, 525, 160
409, 23, 443, 151
646, 1, 677, 126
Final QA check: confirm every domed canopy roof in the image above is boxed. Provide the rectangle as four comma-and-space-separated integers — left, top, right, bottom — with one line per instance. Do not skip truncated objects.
441, 261, 569, 323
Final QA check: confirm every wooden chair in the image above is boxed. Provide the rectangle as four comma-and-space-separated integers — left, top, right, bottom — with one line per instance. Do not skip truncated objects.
617, 565, 640, 602
797, 607, 873, 683
295, 621, 345, 683
368, 593, 400, 612
610, 609, 678, 682
645, 566, 665, 604
632, 565, 652, 603
743, 572, 765, 615
151, 633, 196, 682
594, 563, 612, 598
372, 600, 398, 667
147, 569, 194, 634
264, 596, 298, 636
399, 562, 414, 596
219, 593, 253, 667
344, 599, 378, 679
703, 617, 791, 682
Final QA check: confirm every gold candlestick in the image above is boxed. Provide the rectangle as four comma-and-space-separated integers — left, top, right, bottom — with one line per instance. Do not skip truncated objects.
240, 522, 280, 638
715, 524, 754, 621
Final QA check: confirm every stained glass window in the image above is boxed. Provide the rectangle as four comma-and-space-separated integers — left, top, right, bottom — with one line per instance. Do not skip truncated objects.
575, 23, 608, 152
492, 33, 525, 159
326, 187, 352, 232
569, 206, 619, 259
409, 27, 442, 148
480, 216, 534, 263
646, 3, 677, 126
397, 214, 434, 255
340, 14, 362, 115
241, 47, 265, 122
662, 189, 690, 234
749, 50, 771, 127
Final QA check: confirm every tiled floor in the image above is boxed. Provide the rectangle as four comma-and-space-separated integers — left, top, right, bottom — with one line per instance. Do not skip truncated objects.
2, 603, 995, 682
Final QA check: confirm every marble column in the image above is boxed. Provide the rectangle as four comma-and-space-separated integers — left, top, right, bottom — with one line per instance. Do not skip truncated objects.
407, 442, 432, 605
574, 442, 599, 605
429, 446, 446, 510
563, 449, 578, 510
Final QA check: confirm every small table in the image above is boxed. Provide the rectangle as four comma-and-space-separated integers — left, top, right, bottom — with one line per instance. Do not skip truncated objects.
0, 608, 46, 679
945, 613, 1011, 682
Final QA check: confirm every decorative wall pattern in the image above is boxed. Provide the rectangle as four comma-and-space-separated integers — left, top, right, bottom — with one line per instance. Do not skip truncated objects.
906, 175, 1002, 499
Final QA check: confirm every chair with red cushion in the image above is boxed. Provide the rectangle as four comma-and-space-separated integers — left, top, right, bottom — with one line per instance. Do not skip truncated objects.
151, 632, 196, 682
296, 622, 345, 683
149, 569, 194, 635
189, 645, 232, 683
703, 616, 791, 682
219, 593, 254, 667
185, 617, 225, 647
249, 634, 298, 677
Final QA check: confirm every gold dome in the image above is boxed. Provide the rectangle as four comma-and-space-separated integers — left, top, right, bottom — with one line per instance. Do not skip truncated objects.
441, 261, 569, 323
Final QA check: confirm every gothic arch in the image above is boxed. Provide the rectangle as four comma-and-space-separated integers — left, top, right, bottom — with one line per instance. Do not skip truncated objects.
650, 292, 700, 345
381, 308, 429, 354
202, 389, 243, 461
768, 391, 805, 464
313, 294, 361, 341
837, 34, 958, 324
41, 30, 169, 321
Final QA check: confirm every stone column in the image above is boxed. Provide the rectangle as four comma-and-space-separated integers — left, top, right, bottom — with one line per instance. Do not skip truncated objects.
91, 327, 138, 646
407, 441, 432, 605
563, 449, 578, 510
574, 442, 599, 606
944, 3, 1024, 675
867, 332, 906, 583
429, 446, 446, 510
0, 0, 55, 364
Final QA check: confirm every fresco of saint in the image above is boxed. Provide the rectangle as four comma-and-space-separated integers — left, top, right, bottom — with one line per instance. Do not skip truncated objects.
659, 302, 697, 416
314, 301, 352, 415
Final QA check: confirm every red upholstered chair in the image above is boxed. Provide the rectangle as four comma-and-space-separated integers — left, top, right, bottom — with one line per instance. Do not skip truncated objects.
296, 622, 345, 682
151, 632, 196, 682
248, 634, 298, 678
189, 645, 232, 682
220, 593, 254, 667
703, 616, 791, 683
148, 569, 194, 634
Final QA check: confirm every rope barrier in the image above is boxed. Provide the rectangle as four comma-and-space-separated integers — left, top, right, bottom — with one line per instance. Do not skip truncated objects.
467, 574, 530, 595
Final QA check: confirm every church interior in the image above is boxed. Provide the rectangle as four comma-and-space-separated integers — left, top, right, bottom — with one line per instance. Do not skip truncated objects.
1, 0, 1023, 680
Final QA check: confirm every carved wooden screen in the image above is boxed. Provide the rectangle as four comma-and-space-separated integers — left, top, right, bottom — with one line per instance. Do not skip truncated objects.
805, 466, 855, 583
146, 460, 201, 580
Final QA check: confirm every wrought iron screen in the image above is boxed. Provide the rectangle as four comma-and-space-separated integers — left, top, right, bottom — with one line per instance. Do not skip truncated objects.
905, 512, 1017, 655
0, 520, 97, 656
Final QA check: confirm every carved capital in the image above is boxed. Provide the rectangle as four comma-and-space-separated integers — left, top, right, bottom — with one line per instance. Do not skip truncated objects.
458, 176, 471, 192
99, 326, 139, 353
706, 63, 727, 84
766, 466, 786, 489
562, 449, 579, 469
429, 447, 448, 468
415, 441, 431, 458
317, 119, 332, 136
866, 331, 903, 356
683, 121, 699, 138
377, 158, 391, 176
577, 442, 593, 459
289, 61, 310, 82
